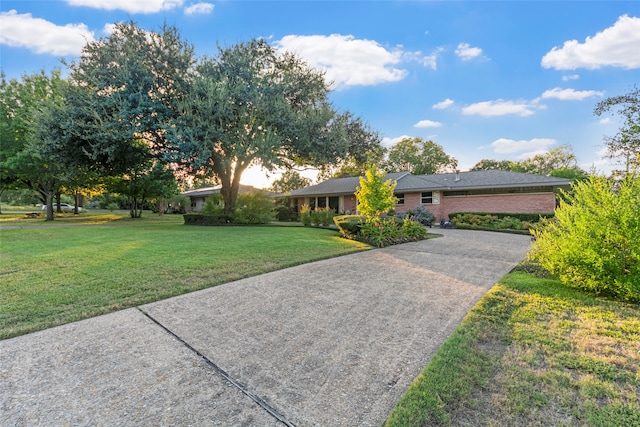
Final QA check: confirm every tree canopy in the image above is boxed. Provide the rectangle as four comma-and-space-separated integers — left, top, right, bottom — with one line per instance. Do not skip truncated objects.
384, 137, 457, 175
48, 22, 194, 177
0, 70, 68, 219
594, 85, 640, 175
167, 39, 381, 213
471, 145, 585, 178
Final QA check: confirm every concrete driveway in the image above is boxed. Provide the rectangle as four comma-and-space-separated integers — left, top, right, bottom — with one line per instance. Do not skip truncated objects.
1, 229, 532, 426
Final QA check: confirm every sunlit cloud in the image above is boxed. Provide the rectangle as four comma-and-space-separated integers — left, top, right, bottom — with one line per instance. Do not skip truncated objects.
414, 119, 442, 128
433, 98, 454, 109
66, 0, 183, 14
462, 99, 541, 117
488, 138, 556, 155
542, 14, 640, 70
541, 87, 604, 101
184, 2, 214, 15
455, 42, 484, 61
562, 74, 580, 81
275, 34, 408, 89
0, 10, 94, 55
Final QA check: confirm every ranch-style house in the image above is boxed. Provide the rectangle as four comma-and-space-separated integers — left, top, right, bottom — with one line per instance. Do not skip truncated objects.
288, 170, 573, 220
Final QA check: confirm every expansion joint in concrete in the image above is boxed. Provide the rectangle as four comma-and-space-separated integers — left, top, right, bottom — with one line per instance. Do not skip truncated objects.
137, 308, 297, 427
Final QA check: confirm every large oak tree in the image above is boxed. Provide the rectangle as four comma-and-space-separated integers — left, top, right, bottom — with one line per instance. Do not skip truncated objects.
167, 39, 381, 213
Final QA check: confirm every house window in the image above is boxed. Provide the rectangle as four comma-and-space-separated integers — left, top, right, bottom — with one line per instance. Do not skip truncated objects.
317, 197, 327, 208
421, 192, 433, 204
328, 196, 339, 212
395, 193, 405, 205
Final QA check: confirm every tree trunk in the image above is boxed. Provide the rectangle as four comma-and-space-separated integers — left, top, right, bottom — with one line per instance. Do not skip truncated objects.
74, 190, 80, 215
130, 196, 137, 218
220, 162, 249, 215
55, 192, 62, 214
45, 192, 54, 221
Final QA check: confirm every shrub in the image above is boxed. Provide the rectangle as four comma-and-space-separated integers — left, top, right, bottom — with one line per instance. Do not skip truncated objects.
300, 204, 312, 226
233, 191, 275, 224
202, 194, 224, 214
401, 218, 428, 240
359, 217, 402, 247
357, 216, 428, 247
275, 205, 294, 221
449, 212, 541, 232
333, 215, 363, 236
530, 176, 640, 302
310, 207, 335, 226
183, 213, 233, 225
397, 205, 434, 226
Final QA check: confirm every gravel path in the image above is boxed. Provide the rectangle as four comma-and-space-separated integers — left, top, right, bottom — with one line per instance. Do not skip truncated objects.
1, 229, 531, 426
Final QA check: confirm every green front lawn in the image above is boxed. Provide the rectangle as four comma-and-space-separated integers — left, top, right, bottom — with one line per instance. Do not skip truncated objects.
0, 221, 370, 339
385, 263, 640, 426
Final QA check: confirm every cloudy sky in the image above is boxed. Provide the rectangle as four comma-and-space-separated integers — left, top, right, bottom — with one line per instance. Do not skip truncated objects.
1, 1, 640, 186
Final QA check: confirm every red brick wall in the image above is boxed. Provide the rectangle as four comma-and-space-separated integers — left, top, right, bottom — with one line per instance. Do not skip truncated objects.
440, 193, 556, 219
296, 191, 557, 219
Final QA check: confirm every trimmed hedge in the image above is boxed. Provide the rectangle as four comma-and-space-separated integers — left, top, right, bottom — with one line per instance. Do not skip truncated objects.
448, 212, 555, 223
333, 215, 363, 236
183, 213, 233, 226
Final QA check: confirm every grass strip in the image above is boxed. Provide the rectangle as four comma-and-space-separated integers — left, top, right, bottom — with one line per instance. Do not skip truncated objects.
0, 222, 370, 339
385, 265, 640, 426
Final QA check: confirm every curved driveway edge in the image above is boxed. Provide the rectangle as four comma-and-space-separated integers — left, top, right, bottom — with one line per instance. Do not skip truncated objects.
1, 229, 532, 426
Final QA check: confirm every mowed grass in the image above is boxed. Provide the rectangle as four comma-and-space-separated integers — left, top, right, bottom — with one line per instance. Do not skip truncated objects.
385, 263, 640, 426
0, 221, 370, 339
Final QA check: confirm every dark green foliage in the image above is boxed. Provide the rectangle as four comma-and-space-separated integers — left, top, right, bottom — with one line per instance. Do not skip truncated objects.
449, 212, 553, 233
449, 212, 555, 223
531, 176, 640, 302
384, 137, 458, 175
183, 213, 233, 226
275, 205, 295, 221
232, 191, 275, 224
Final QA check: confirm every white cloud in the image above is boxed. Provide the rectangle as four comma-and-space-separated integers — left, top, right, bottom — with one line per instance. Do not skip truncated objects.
541, 87, 604, 101
185, 2, 214, 15
66, 0, 183, 14
405, 47, 444, 70
562, 74, 580, 81
414, 119, 442, 128
381, 135, 412, 148
462, 99, 541, 117
541, 14, 640, 70
103, 23, 117, 35
433, 98, 454, 109
275, 34, 407, 89
489, 138, 556, 155
455, 42, 483, 61
598, 117, 612, 125
0, 10, 94, 55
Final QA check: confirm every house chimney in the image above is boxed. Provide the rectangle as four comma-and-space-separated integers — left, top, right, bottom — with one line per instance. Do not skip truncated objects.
455, 170, 461, 182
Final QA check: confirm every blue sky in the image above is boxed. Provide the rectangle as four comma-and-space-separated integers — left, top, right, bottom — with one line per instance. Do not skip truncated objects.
2, 1, 640, 187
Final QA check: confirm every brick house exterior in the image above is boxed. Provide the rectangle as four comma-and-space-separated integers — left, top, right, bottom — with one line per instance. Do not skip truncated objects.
289, 170, 572, 220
